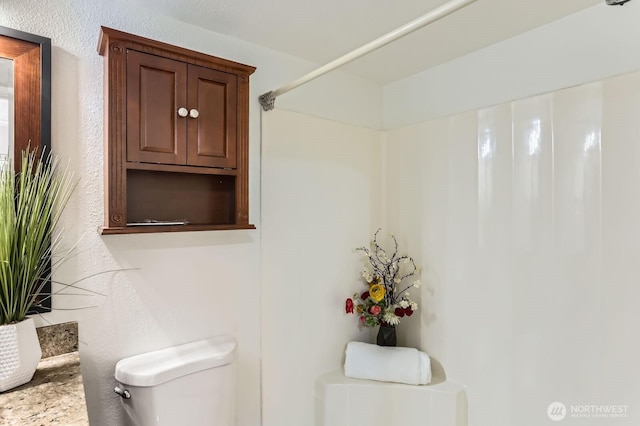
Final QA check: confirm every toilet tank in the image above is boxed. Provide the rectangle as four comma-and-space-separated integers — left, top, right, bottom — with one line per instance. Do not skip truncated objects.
115, 335, 237, 426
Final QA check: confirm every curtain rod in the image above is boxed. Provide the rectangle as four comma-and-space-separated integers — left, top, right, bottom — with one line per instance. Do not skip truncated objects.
259, 0, 479, 111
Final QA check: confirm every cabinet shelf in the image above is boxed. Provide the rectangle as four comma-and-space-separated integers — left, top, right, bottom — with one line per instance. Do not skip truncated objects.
126, 161, 238, 176
100, 223, 256, 235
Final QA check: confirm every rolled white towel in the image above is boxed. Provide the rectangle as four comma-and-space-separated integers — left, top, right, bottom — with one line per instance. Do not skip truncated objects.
344, 341, 431, 385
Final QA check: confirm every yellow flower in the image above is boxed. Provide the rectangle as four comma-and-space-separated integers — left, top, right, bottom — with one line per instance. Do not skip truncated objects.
369, 284, 386, 302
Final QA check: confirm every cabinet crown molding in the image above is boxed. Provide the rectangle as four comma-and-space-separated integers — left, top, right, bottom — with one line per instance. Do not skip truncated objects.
98, 26, 256, 77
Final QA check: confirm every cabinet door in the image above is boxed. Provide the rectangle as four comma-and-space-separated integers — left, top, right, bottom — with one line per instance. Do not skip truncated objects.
127, 50, 187, 165
186, 65, 237, 168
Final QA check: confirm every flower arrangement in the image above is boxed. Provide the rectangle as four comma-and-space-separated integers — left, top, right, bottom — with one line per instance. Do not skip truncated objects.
345, 229, 420, 328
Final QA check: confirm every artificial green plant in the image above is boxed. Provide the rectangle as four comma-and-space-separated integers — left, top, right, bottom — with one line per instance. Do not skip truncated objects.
0, 150, 76, 325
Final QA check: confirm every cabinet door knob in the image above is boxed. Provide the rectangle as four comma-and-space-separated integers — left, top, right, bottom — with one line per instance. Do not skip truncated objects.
177, 107, 188, 117
189, 108, 200, 119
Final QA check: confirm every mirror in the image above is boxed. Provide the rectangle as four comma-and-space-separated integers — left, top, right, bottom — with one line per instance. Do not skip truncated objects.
0, 26, 51, 170
0, 58, 12, 167
0, 26, 51, 313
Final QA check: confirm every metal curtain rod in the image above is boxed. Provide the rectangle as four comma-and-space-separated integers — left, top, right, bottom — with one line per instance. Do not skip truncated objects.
258, 0, 479, 111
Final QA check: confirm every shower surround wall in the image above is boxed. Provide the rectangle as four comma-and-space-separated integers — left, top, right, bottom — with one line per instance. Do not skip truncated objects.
258, 73, 640, 425
261, 109, 383, 426
385, 72, 640, 425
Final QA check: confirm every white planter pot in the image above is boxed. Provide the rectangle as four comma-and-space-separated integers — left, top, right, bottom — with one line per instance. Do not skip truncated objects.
0, 318, 42, 392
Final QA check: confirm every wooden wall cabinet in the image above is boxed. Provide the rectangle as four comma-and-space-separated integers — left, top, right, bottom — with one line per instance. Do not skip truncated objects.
98, 27, 255, 234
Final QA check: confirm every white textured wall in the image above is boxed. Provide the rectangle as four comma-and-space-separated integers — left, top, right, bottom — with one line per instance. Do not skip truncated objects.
261, 109, 382, 426
0, 1, 381, 425
383, 1, 640, 129
385, 71, 640, 425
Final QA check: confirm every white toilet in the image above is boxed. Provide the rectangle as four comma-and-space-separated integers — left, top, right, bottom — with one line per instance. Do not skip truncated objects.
114, 334, 237, 426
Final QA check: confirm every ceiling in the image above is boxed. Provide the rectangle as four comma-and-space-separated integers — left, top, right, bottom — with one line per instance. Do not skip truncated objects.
141, 0, 601, 84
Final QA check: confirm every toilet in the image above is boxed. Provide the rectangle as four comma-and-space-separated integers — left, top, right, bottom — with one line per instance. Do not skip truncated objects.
114, 334, 237, 426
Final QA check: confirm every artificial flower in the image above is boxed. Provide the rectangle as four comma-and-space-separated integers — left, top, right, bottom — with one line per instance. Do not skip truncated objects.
383, 312, 400, 326
369, 305, 382, 315
345, 298, 354, 314
399, 300, 410, 309
394, 307, 405, 318
369, 284, 386, 302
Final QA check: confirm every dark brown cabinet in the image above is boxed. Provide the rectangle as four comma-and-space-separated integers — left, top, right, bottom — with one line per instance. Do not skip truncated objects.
99, 27, 255, 234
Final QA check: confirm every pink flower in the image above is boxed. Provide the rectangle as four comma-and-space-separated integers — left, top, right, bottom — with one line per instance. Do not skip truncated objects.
360, 316, 365, 326
345, 298, 354, 314
369, 305, 382, 315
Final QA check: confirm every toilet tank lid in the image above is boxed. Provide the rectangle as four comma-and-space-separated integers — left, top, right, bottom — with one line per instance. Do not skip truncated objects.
115, 335, 236, 387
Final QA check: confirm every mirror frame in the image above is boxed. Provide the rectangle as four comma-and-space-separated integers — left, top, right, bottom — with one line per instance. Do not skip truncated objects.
0, 25, 51, 170
0, 26, 52, 313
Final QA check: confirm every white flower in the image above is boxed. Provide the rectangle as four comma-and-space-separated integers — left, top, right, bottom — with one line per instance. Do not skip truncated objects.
413, 280, 421, 288
411, 302, 418, 311
378, 249, 388, 260
399, 300, 410, 309
405, 292, 410, 297
394, 277, 401, 284
383, 312, 400, 326
403, 258, 409, 264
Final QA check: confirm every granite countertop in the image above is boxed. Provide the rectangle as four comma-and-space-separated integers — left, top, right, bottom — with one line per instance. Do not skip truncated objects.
0, 322, 89, 425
